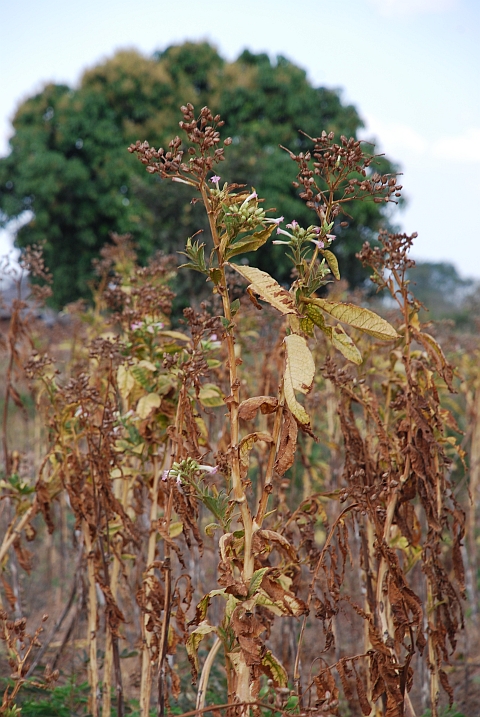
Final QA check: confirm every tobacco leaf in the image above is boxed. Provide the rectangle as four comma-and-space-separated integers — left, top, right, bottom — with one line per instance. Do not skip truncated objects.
336, 658, 353, 700
413, 330, 455, 391
239, 431, 273, 479
228, 263, 298, 315
238, 396, 278, 421
225, 224, 276, 260
13, 537, 33, 573
314, 663, 339, 715
260, 649, 288, 687
274, 408, 298, 475
308, 298, 399, 339
352, 662, 371, 716
231, 605, 266, 666
283, 334, 315, 426
186, 621, 217, 681
439, 668, 454, 705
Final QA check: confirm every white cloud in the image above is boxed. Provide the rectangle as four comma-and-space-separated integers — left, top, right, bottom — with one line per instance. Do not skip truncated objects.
360, 115, 428, 155
362, 115, 480, 165
432, 127, 480, 163
367, 0, 457, 18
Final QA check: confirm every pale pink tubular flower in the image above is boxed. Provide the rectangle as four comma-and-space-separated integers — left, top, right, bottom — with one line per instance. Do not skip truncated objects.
286, 220, 298, 230
210, 175, 221, 184
198, 464, 218, 474
162, 470, 170, 481
311, 239, 325, 249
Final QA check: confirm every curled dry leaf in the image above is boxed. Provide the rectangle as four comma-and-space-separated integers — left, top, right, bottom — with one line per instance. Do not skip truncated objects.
238, 396, 278, 421
274, 409, 298, 475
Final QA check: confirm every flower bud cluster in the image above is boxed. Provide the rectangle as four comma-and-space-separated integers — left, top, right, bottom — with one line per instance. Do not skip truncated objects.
223, 191, 267, 234
162, 457, 218, 484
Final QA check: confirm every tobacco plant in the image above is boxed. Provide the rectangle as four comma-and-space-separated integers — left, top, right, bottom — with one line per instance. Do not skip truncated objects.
0, 103, 467, 717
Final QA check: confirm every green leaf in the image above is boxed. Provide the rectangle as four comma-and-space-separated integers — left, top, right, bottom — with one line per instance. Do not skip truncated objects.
283, 334, 315, 426
248, 567, 270, 597
322, 249, 340, 280
199, 383, 224, 407
225, 224, 276, 260
230, 298, 241, 317
228, 263, 298, 315
308, 298, 399, 340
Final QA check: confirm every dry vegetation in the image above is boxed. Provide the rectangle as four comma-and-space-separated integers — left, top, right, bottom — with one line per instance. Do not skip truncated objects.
0, 105, 477, 717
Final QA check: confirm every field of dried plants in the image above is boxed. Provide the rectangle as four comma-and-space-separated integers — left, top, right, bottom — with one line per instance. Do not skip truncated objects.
0, 105, 479, 717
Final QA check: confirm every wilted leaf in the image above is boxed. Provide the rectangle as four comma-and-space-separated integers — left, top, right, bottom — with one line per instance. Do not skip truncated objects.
283, 334, 315, 426
239, 432, 273, 479
199, 383, 224, 408
117, 364, 135, 400
186, 621, 217, 680
136, 393, 161, 419
261, 650, 288, 687
274, 409, 298, 475
238, 396, 278, 421
228, 263, 298, 315
308, 298, 399, 340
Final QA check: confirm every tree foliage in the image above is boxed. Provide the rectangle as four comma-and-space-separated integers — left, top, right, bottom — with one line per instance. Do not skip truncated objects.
0, 42, 400, 306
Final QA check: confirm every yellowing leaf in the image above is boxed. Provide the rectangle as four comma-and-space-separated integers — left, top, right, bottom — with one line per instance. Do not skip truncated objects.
186, 621, 217, 679
322, 249, 340, 280
283, 334, 315, 426
158, 330, 191, 342
117, 364, 135, 400
261, 650, 288, 687
228, 263, 298, 315
225, 224, 276, 260
199, 383, 224, 408
137, 360, 157, 371
330, 324, 362, 364
136, 393, 161, 419
239, 431, 273, 479
169, 521, 183, 538
308, 298, 399, 340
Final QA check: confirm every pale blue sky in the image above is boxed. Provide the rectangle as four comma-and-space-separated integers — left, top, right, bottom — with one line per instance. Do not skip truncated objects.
1, 0, 479, 277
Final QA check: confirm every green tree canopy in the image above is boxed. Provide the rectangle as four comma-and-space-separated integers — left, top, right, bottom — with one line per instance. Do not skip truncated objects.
0, 42, 400, 307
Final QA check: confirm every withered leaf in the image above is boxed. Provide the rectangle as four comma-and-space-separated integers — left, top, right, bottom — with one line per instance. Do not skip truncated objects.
238, 396, 278, 421
274, 409, 298, 475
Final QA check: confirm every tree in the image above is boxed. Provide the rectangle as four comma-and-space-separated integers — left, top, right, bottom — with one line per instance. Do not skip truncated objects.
0, 42, 400, 307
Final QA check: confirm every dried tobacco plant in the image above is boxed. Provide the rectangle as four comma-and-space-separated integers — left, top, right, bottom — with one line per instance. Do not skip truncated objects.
0, 104, 467, 717
129, 104, 417, 716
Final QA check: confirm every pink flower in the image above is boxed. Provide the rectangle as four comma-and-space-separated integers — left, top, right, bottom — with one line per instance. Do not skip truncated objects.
198, 464, 218, 474
311, 239, 325, 249
210, 175, 221, 183
131, 321, 143, 331
326, 234, 336, 241
286, 220, 298, 230
162, 470, 170, 481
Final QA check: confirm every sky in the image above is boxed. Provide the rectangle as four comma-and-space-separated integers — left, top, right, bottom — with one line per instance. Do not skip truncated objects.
1, 0, 479, 278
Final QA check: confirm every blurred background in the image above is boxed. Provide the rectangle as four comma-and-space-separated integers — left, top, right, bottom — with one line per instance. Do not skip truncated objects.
0, 0, 479, 311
